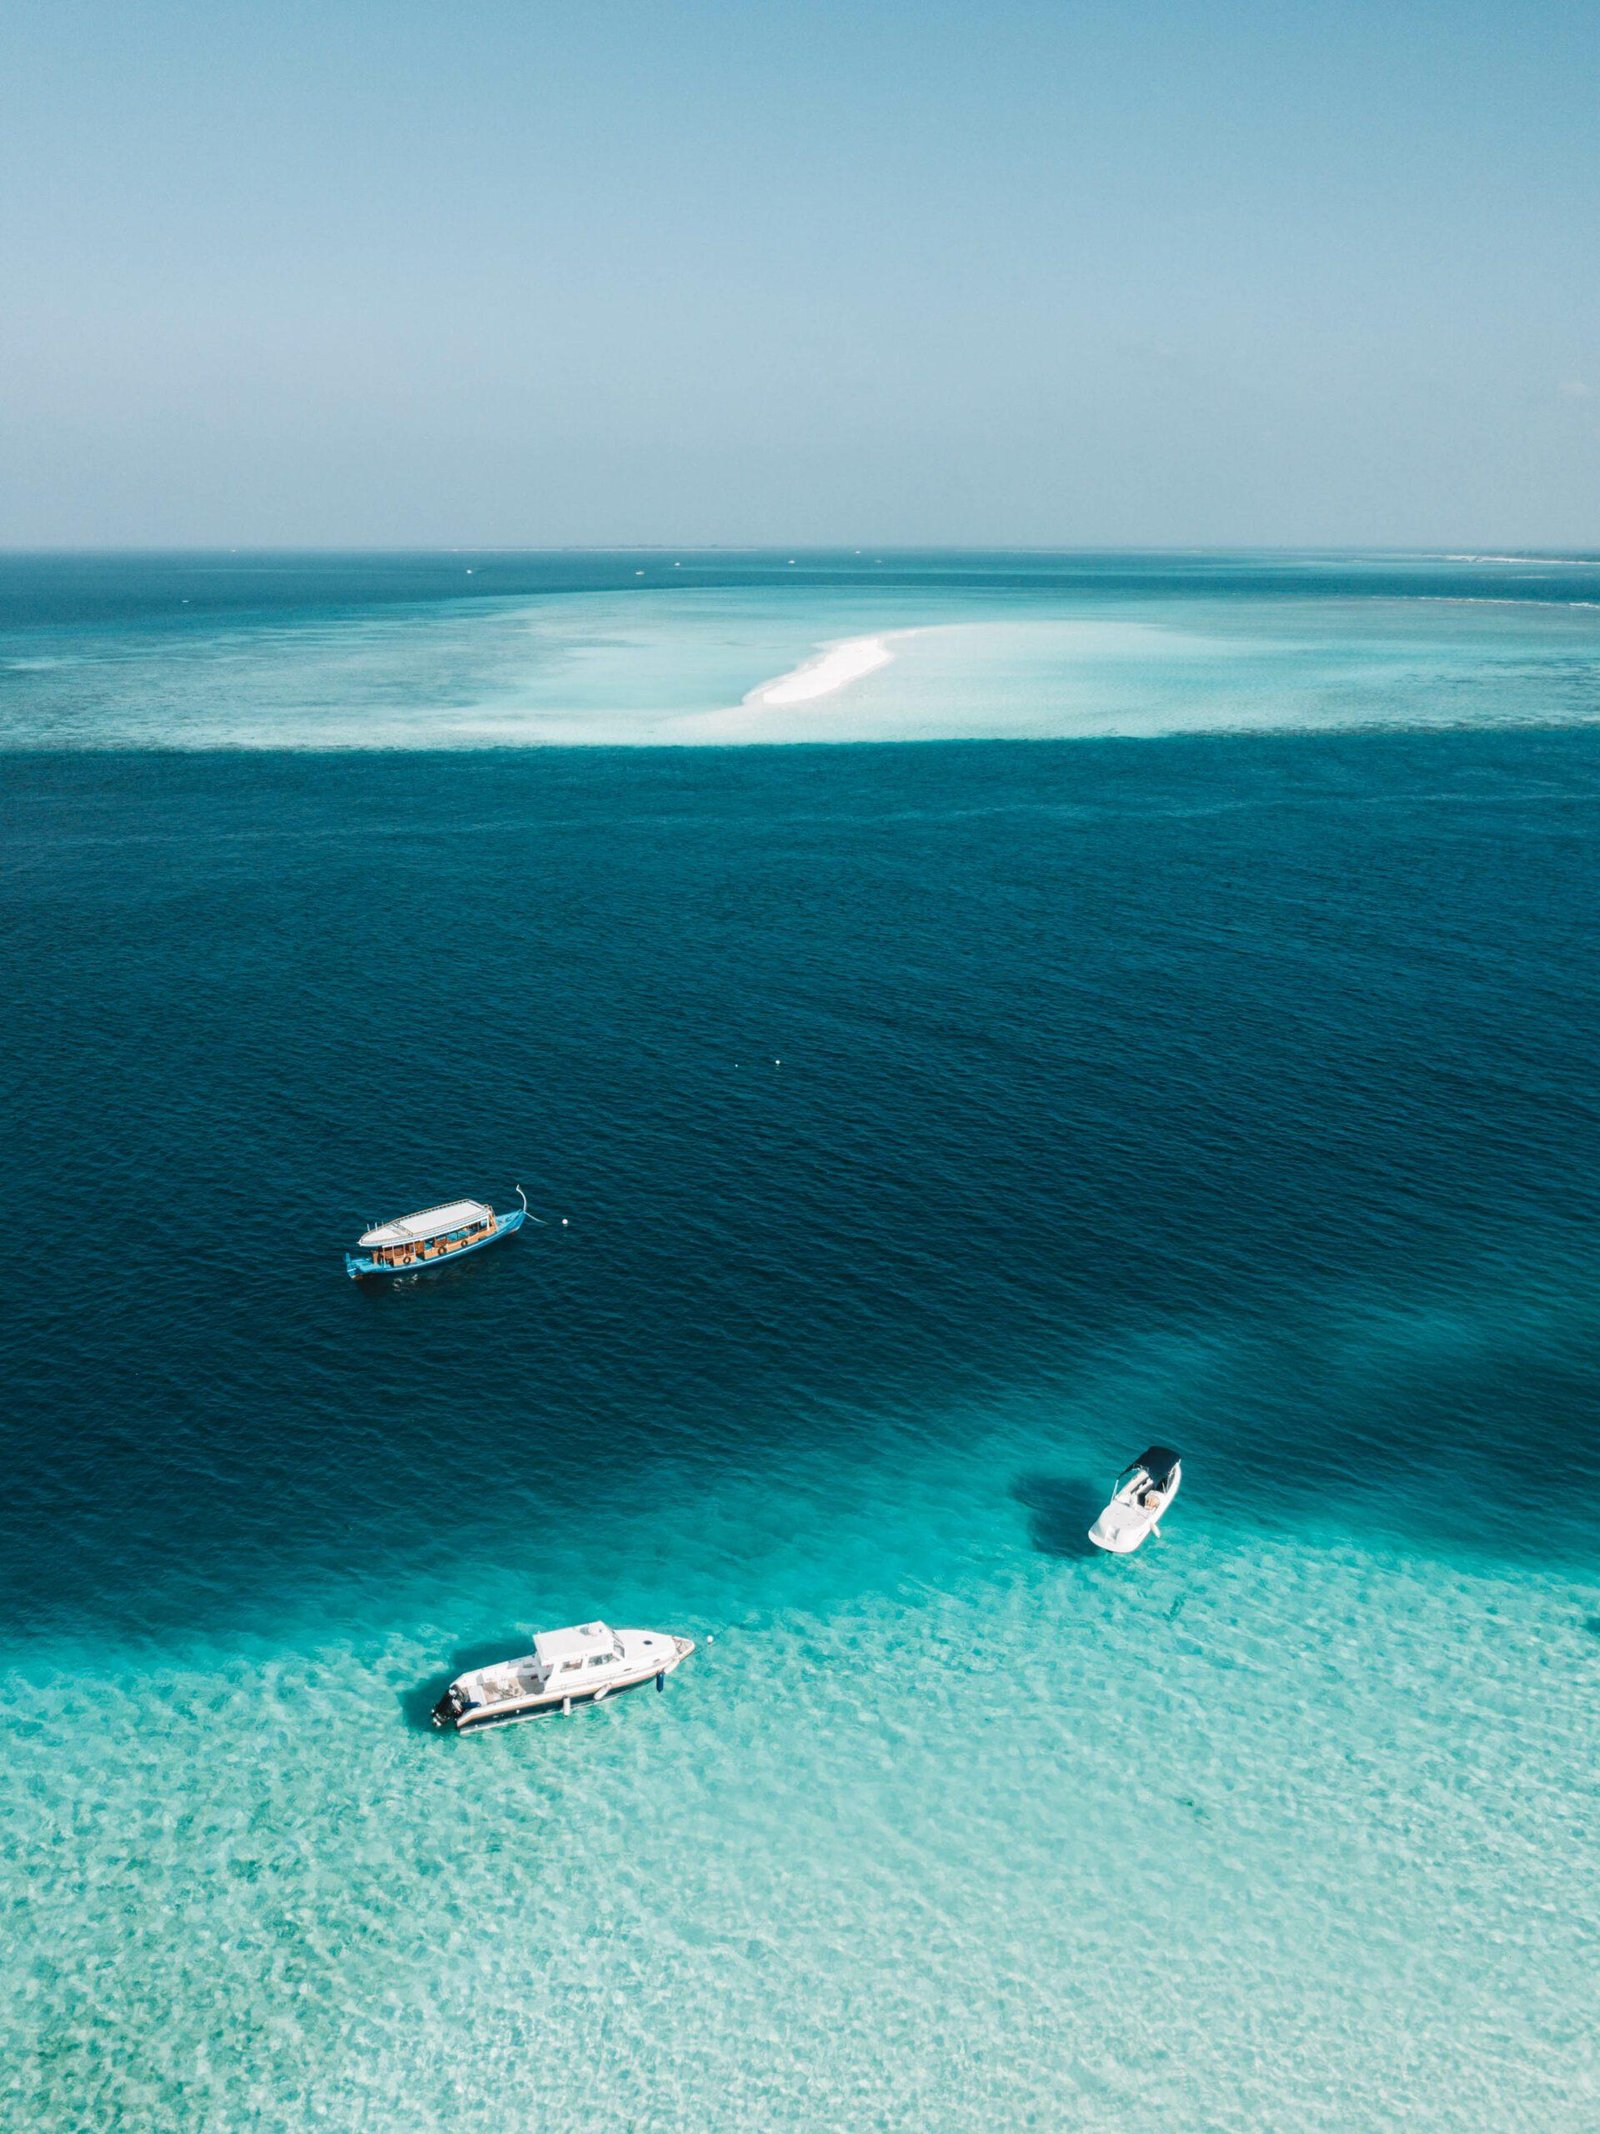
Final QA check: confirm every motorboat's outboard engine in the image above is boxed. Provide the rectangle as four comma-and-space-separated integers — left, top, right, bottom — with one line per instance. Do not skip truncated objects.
431, 1683, 470, 1729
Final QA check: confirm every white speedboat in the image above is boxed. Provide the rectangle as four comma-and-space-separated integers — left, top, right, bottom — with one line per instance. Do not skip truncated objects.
431, 1620, 694, 1731
1088, 1447, 1182, 1554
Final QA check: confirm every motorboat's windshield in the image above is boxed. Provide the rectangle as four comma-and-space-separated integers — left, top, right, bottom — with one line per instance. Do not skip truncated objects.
1122, 1446, 1179, 1491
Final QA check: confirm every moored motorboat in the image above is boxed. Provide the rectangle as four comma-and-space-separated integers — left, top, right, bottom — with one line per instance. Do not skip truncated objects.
346, 1186, 528, 1278
432, 1620, 695, 1731
1088, 1447, 1182, 1554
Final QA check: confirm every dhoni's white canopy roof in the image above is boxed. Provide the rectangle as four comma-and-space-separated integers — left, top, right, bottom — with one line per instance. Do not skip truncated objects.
359, 1199, 492, 1248
534, 1622, 616, 1668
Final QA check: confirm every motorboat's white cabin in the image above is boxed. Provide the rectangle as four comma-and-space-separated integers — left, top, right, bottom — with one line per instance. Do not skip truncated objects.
529, 1620, 632, 1692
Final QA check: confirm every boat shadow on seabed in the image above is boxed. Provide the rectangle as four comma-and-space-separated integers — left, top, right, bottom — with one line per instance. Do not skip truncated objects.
1009, 1470, 1109, 1560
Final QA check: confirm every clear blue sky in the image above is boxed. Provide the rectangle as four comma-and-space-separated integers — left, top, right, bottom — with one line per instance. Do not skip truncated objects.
2, 1, 1596, 547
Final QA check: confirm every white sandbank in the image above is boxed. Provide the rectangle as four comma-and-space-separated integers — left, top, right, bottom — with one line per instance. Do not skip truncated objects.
746, 634, 895, 706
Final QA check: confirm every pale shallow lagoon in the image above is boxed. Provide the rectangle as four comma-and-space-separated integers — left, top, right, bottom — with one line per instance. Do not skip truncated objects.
9, 1396, 1599, 2131
2, 549, 1598, 747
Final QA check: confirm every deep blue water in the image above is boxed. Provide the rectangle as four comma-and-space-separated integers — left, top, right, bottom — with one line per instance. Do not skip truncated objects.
8, 729, 1600, 1637
4, 557, 1600, 2128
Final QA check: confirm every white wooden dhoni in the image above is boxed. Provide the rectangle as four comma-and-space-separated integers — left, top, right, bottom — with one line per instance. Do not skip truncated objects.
359, 1199, 493, 1248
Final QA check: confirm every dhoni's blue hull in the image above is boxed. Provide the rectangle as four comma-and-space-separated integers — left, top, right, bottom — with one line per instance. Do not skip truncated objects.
346, 1206, 526, 1280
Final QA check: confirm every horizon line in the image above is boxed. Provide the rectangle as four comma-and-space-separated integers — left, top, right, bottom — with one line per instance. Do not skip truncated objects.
3, 543, 1597, 560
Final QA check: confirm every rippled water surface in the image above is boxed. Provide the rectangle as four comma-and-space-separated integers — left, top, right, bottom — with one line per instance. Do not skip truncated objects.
3, 555, 1599, 2129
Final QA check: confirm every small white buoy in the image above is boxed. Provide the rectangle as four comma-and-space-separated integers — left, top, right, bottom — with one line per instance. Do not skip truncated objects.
561, 1217, 568, 1226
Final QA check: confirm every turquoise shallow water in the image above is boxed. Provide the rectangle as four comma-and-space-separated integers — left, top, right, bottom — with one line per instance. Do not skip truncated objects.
3, 556, 1600, 2128
9, 1441, 1598, 2128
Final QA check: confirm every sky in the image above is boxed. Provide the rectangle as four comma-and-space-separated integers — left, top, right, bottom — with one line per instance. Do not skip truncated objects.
1, 0, 1596, 548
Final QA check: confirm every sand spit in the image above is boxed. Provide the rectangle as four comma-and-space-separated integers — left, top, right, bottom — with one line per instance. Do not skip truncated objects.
746, 634, 895, 706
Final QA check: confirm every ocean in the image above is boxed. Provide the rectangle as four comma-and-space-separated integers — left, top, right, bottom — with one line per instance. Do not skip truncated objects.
3, 552, 1599, 2128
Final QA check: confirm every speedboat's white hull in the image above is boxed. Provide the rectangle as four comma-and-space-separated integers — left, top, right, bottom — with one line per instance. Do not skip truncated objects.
1088, 1457, 1182, 1554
